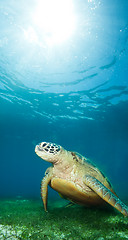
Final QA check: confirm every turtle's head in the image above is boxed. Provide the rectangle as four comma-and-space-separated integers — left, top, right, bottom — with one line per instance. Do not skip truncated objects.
35, 142, 62, 163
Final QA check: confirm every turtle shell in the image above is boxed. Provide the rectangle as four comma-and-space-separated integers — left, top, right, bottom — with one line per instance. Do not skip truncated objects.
50, 177, 104, 206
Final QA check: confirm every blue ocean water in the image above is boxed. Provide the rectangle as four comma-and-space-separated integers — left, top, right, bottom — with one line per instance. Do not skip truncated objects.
0, 0, 128, 204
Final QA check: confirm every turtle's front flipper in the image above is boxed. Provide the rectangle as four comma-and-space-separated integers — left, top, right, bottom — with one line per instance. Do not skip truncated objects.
41, 167, 53, 212
84, 175, 128, 216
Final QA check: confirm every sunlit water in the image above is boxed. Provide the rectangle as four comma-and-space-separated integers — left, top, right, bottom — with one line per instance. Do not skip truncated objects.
0, 0, 128, 201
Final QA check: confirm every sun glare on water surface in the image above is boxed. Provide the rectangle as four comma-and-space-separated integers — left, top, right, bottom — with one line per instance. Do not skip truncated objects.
31, 0, 76, 45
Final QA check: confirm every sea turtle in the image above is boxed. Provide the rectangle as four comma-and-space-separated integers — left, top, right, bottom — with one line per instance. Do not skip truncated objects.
35, 142, 128, 216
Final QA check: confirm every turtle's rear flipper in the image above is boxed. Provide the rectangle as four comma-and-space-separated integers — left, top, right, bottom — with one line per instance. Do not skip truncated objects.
84, 175, 128, 217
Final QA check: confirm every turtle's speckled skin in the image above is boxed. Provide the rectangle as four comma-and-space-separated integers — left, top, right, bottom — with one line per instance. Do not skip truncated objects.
35, 142, 128, 216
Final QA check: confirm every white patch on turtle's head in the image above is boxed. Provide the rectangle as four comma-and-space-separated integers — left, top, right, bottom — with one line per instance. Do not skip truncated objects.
35, 142, 62, 163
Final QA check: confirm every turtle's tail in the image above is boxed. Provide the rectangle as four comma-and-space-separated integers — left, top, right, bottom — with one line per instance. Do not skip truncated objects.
84, 175, 128, 217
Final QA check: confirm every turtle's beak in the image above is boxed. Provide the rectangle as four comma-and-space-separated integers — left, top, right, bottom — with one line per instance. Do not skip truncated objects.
35, 145, 38, 152
35, 144, 41, 151
35, 144, 45, 159
35, 144, 42, 153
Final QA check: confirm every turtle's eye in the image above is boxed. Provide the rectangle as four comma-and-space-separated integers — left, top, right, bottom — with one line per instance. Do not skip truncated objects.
42, 143, 47, 147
